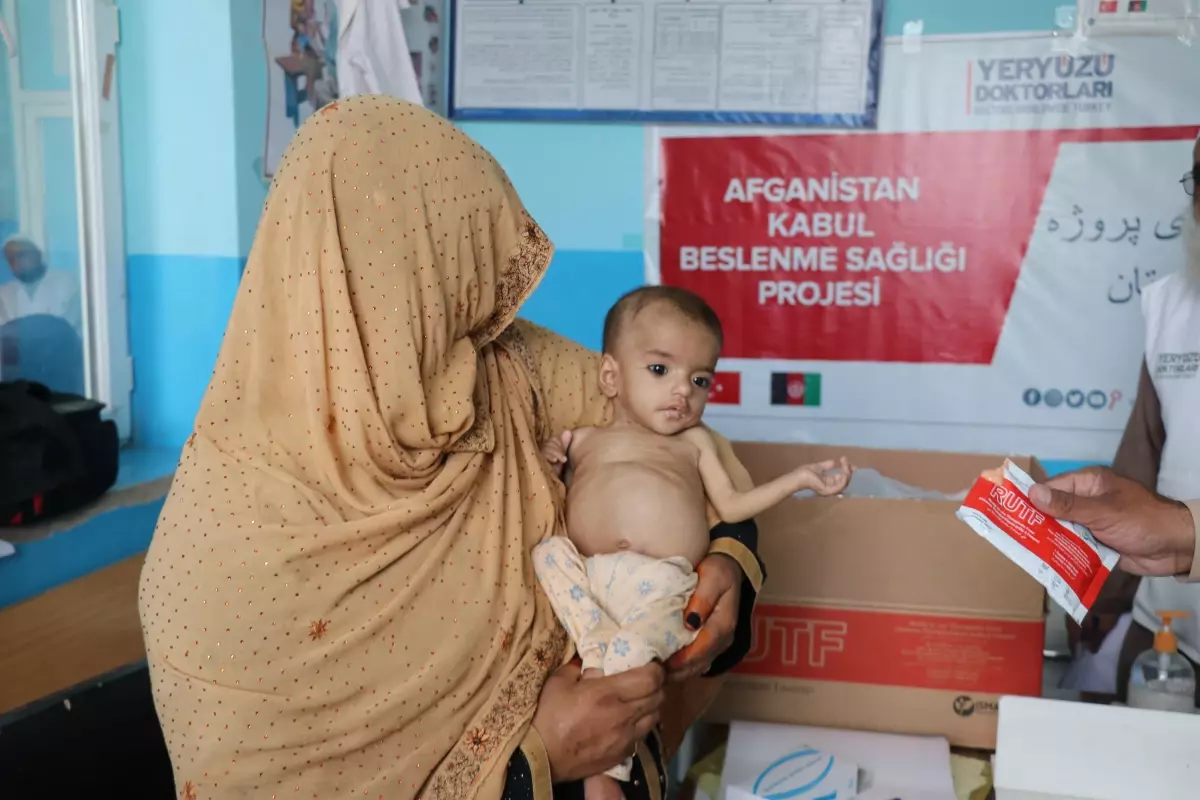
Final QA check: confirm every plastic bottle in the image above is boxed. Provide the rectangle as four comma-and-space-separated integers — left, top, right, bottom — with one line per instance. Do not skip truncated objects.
1127, 610, 1196, 713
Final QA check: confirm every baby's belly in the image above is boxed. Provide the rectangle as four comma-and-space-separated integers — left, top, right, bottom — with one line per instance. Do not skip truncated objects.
566, 464, 711, 564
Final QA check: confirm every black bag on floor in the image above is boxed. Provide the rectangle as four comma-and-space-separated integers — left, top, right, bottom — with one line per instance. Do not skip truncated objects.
0, 380, 119, 526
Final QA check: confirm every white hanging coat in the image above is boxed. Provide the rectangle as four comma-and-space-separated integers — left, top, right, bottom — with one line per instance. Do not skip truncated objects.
1132, 270, 1200, 662
336, 0, 423, 105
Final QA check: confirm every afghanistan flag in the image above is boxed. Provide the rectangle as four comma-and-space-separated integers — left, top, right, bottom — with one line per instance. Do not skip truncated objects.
770, 373, 822, 407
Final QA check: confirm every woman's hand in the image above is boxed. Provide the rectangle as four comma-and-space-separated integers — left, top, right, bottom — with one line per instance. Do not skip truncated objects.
667, 553, 741, 682
532, 661, 665, 783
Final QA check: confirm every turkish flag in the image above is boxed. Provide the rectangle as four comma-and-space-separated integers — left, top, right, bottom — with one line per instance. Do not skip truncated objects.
708, 371, 741, 405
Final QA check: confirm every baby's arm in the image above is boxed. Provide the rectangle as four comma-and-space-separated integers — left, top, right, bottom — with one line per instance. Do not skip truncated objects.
541, 430, 572, 476
686, 427, 852, 523
541, 427, 594, 483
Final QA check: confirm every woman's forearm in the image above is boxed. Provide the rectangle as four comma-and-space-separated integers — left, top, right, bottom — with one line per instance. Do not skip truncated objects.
708, 521, 763, 593
707, 520, 766, 675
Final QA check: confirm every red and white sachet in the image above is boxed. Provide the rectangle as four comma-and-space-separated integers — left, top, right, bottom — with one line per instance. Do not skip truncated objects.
956, 459, 1119, 625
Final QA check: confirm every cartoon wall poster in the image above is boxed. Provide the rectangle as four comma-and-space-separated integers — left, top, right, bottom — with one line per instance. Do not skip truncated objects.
263, 0, 338, 179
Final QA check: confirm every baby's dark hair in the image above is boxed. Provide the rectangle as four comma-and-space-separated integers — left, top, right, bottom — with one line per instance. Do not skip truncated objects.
601, 286, 723, 354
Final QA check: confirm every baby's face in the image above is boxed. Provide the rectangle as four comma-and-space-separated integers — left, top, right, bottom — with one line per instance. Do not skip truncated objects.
605, 303, 721, 435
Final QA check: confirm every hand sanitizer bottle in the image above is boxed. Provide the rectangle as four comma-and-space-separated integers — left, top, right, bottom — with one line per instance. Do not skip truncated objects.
1127, 610, 1196, 713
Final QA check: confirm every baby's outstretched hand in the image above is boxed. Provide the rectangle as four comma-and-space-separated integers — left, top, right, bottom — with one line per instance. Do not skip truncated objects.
542, 430, 573, 476
796, 456, 853, 496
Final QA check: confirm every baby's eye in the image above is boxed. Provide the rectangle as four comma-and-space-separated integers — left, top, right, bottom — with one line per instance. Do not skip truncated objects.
693, 376, 711, 390
648, 364, 667, 376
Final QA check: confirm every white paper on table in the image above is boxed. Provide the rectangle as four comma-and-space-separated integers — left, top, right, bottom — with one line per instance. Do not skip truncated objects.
0, 539, 13, 559
995, 696, 1200, 800
721, 721, 958, 800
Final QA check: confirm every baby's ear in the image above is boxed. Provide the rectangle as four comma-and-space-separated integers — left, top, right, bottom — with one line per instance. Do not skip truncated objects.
598, 353, 620, 398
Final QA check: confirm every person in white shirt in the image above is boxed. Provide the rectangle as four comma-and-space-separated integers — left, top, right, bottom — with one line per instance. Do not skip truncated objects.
1059, 138, 1200, 703
0, 233, 81, 333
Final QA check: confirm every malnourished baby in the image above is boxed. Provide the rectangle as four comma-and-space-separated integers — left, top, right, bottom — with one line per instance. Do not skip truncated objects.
534, 286, 852, 799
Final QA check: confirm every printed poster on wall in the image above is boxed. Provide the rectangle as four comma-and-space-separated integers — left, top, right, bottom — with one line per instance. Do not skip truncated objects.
450, 0, 882, 127
646, 36, 1200, 461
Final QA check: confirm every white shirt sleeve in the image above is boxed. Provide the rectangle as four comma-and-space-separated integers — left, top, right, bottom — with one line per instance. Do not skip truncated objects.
336, 0, 423, 105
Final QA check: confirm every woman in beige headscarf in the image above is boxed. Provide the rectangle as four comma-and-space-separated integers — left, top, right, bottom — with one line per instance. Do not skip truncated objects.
138, 96, 764, 800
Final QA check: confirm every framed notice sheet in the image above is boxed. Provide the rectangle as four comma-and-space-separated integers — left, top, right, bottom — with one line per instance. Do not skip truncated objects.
448, 0, 883, 127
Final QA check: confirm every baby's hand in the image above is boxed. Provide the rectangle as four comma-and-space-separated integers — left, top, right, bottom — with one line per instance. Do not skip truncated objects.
541, 430, 573, 475
795, 457, 853, 496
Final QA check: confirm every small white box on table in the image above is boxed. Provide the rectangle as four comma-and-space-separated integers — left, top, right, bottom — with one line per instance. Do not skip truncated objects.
720, 720, 957, 800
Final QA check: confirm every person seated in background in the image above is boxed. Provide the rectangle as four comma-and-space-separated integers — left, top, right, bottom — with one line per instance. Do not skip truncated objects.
0, 234, 81, 333
1062, 137, 1200, 704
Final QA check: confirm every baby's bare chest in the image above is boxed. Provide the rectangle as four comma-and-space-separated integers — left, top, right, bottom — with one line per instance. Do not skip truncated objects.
575, 428, 697, 474
566, 429, 710, 561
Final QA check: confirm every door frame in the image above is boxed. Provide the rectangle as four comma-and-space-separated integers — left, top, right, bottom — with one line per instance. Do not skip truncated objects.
68, 0, 131, 436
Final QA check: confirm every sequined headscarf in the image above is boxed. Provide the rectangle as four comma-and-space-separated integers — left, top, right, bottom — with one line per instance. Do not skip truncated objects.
139, 96, 570, 799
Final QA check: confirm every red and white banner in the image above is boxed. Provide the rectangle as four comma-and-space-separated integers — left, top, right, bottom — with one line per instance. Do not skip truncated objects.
648, 36, 1200, 461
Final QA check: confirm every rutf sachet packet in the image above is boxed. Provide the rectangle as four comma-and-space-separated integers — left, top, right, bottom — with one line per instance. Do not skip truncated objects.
956, 459, 1119, 625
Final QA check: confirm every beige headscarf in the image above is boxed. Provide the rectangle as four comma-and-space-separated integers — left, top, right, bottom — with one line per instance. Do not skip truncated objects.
139, 96, 572, 799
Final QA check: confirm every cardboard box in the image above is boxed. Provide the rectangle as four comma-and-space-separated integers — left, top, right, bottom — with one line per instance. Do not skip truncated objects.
707, 443, 1047, 749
